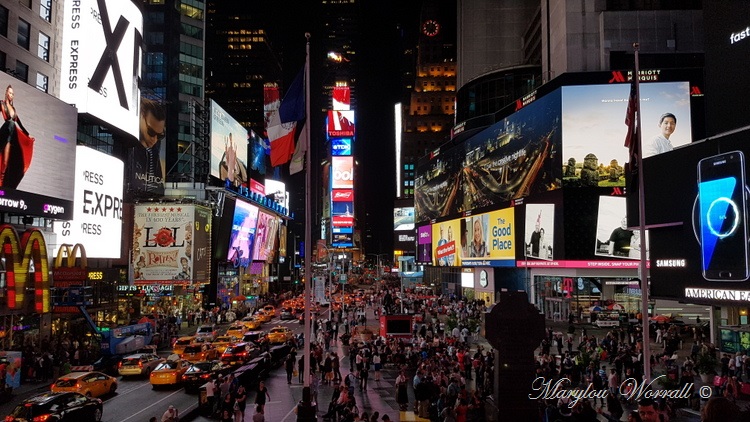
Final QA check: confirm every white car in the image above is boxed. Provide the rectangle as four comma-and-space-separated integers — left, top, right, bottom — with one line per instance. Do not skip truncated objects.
195, 325, 218, 342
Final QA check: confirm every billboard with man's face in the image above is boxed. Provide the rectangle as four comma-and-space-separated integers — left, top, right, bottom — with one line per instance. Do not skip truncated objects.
210, 100, 249, 188
0, 74, 77, 219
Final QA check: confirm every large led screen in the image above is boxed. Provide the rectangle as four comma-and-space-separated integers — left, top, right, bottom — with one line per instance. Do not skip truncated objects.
594, 196, 647, 260
61, 0, 142, 138
227, 200, 259, 266
561, 82, 692, 188
128, 96, 166, 196
394, 207, 414, 231
210, 100, 249, 188
54, 146, 124, 258
0, 74, 77, 219
327, 110, 355, 137
524, 203, 556, 261
417, 225, 432, 263
331, 138, 352, 156
645, 130, 750, 303
331, 156, 354, 189
253, 210, 279, 262
460, 208, 516, 267
432, 218, 462, 267
415, 89, 562, 223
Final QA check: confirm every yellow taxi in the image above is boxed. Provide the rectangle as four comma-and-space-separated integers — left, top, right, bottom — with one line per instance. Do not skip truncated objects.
225, 324, 246, 341
239, 316, 262, 330
172, 336, 194, 356
51, 371, 117, 398
181, 344, 220, 362
211, 335, 234, 351
263, 305, 276, 316
150, 358, 191, 388
267, 326, 294, 344
254, 310, 273, 323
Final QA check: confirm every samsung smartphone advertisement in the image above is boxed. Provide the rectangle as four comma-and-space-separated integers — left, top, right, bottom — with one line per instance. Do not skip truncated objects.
645, 129, 750, 302
226, 200, 258, 267
54, 146, 124, 258
61, 0, 142, 138
210, 100, 248, 188
0, 74, 77, 219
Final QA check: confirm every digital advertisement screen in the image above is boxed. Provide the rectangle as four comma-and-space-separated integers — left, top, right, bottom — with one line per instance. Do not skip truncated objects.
524, 203, 555, 261
132, 204, 200, 284
332, 198, 355, 227
415, 89, 562, 223
332, 232, 353, 248
128, 96, 166, 196
331, 156, 354, 189
646, 130, 750, 302
561, 82, 692, 188
60, 0, 142, 138
417, 225, 432, 263
332, 86, 351, 111
394, 207, 415, 231
594, 196, 647, 260
265, 179, 288, 208
0, 73, 77, 219
460, 207, 516, 267
432, 218, 461, 267
327, 110, 355, 138
54, 146, 124, 258
226, 200, 258, 265
331, 138, 353, 156
210, 100, 249, 188
253, 210, 278, 262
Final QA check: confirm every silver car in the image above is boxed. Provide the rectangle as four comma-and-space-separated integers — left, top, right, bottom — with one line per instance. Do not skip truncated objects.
195, 325, 218, 342
279, 307, 295, 320
118, 353, 163, 377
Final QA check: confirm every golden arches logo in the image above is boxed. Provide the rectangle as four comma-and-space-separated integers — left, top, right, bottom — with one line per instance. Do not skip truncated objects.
0, 225, 50, 313
54, 244, 88, 268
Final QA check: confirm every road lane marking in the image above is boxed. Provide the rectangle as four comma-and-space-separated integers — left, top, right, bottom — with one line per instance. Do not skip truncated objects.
117, 388, 185, 422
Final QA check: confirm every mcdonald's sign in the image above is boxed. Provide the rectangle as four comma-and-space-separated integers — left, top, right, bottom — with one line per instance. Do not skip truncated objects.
53, 244, 88, 282
0, 225, 50, 313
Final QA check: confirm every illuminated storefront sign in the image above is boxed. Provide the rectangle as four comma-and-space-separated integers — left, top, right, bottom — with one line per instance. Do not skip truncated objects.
0, 225, 50, 313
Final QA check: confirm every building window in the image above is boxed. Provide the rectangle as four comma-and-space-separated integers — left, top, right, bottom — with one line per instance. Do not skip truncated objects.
39, 0, 51, 22
0, 52, 5, 72
0, 6, 8, 37
38, 32, 49, 62
17, 19, 31, 50
35, 73, 48, 92
15, 61, 29, 82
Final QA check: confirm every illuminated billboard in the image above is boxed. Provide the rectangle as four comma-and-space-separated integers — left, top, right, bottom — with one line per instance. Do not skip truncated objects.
327, 110, 355, 138
128, 96, 166, 196
332, 196, 354, 227
54, 146, 124, 258
415, 89, 562, 222
332, 232, 353, 248
594, 196, 647, 260
132, 205, 205, 284
417, 225, 432, 264
561, 82, 692, 187
432, 219, 461, 267
253, 210, 279, 262
210, 100, 249, 188
394, 207, 415, 231
226, 200, 259, 267
61, 0, 143, 138
460, 208, 516, 267
265, 179, 288, 208
0, 73, 77, 219
331, 138, 352, 156
331, 156, 354, 189
524, 203, 556, 261
332, 86, 351, 111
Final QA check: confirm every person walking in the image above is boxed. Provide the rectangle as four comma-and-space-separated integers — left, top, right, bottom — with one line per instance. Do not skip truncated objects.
255, 381, 270, 413
205, 378, 217, 417
285, 353, 295, 384
234, 385, 247, 422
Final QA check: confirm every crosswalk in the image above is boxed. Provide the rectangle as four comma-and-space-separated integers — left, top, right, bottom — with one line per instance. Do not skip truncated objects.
268, 318, 300, 325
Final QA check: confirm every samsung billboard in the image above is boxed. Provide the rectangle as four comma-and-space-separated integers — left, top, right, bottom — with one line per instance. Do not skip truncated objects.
61, 0, 143, 138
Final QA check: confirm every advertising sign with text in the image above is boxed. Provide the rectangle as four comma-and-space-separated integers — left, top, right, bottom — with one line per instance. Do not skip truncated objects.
327, 110, 355, 137
61, 0, 143, 137
210, 100, 249, 188
417, 225, 432, 263
331, 138, 352, 156
54, 146, 124, 258
192, 205, 211, 284
461, 208, 516, 267
132, 205, 195, 284
432, 218, 462, 267
331, 157, 354, 189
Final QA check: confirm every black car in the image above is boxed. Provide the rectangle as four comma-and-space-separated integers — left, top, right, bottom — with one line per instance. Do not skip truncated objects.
220, 343, 258, 366
91, 355, 123, 376
6, 392, 103, 422
181, 361, 233, 393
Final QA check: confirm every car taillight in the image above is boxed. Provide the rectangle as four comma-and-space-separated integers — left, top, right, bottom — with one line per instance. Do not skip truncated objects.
75, 383, 81, 389
181, 375, 189, 381
150, 372, 156, 377
201, 374, 210, 379
5, 416, 15, 422
139, 362, 143, 368
118, 361, 123, 368
32, 415, 51, 422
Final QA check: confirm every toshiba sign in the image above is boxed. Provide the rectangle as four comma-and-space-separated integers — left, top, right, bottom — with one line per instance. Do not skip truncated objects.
331, 157, 354, 189
332, 189, 354, 202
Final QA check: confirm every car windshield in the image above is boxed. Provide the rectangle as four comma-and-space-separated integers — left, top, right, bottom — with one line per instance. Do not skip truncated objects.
197, 327, 213, 333
184, 346, 203, 353
122, 358, 141, 366
155, 362, 178, 370
55, 379, 78, 387
175, 339, 192, 346
224, 346, 245, 354
185, 362, 212, 373
244, 334, 259, 341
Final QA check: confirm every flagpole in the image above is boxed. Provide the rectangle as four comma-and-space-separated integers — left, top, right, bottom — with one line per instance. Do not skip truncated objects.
303, 33, 312, 391
633, 42, 652, 382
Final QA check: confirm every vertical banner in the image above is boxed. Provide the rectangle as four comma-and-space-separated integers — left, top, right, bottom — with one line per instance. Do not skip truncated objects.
132, 204, 195, 284
192, 206, 212, 283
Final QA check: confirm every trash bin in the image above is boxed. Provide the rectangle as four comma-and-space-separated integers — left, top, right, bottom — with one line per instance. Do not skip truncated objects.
198, 384, 212, 417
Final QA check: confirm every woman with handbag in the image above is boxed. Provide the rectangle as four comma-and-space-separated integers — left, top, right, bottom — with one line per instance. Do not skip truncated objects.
234, 385, 247, 422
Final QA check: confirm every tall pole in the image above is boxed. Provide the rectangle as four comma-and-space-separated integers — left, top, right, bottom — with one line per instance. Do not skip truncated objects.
634, 43, 652, 382
302, 33, 312, 389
